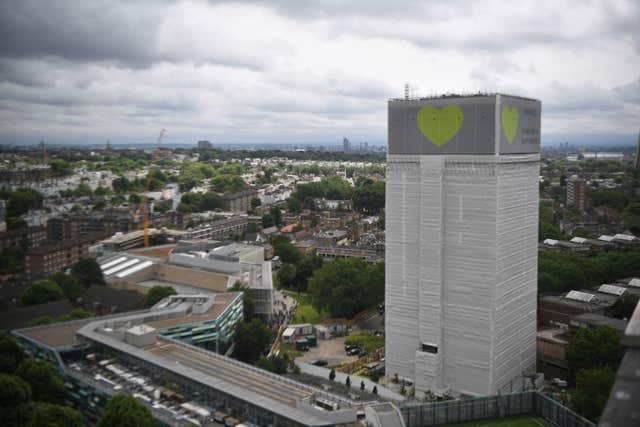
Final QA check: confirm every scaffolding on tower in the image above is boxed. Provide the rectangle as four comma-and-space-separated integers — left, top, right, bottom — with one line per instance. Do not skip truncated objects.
141, 129, 166, 247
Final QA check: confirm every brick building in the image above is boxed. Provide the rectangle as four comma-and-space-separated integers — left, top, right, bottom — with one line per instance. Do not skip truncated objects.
25, 232, 105, 275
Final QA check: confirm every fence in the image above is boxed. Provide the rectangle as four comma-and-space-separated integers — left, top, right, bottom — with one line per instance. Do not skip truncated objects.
400, 391, 595, 427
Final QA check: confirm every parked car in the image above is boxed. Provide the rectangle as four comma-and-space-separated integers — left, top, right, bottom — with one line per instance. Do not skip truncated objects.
357, 350, 368, 358
347, 347, 361, 356
311, 359, 328, 367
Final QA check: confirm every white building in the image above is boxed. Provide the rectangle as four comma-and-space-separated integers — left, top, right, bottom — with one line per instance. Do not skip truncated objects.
385, 94, 540, 396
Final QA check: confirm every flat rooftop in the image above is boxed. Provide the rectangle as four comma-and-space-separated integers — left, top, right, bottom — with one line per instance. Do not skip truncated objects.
129, 244, 178, 261
149, 341, 310, 406
389, 92, 539, 102
19, 318, 95, 348
146, 293, 238, 330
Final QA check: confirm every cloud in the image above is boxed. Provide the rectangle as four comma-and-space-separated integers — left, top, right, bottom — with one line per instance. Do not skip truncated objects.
0, 0, 638, 145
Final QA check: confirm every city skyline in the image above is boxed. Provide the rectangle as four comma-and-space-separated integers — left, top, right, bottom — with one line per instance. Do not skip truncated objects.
0, 0, 639, 146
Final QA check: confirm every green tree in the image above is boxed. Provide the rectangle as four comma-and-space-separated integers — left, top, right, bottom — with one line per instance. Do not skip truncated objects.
27, 402, 84, 427
6, 188, 43, 217
270, 206, 283, 227
308, 259, 384, 318
97, 394, 156, 427
274, 241, 302, 265
287, 197, 302, 214
256, 355, 288, 374
49, 159, 73, 177
112, 176, 133, 193
293, 255, 323, 292
21, 280, 65, 306
228, 282, 256, 320
71, 258, 105, 286
16, 359, 66, 404
250, 197, 261, 209
50, 272, 85, 302
353, 181, 385, 213
199, 192, 223, 211
144, 286, 177, 307
606, 294, 639, 320
277, 263, 297, 290
0, 373, 32, 427
0, 331, 24, 374
571, 367, 615, 422
211, 174, 245, 193
262, 213, 274, 228
566, 326, 622, 374
73, 182, 93, 197
234, 318, 272, 364
6, 216, 28, 230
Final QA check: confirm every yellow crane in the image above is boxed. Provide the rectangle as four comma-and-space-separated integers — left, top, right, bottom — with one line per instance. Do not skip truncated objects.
141, 129, 166, 247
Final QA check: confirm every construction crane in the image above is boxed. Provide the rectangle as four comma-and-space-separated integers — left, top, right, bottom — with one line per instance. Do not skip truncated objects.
141, 129, 166, 247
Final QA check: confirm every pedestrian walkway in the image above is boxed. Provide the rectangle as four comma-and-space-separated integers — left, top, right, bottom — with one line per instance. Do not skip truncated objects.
295, 361, 405, 402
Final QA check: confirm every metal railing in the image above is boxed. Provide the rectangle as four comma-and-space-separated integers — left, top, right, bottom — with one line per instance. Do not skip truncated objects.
400, 391, 595, 427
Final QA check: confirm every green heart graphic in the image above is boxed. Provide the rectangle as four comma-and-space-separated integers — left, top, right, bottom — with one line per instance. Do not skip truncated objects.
501, 106, 519, 144
416, 105, 464, 147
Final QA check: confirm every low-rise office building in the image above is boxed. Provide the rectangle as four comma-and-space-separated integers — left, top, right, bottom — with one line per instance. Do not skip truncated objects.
11, 293, 392, 427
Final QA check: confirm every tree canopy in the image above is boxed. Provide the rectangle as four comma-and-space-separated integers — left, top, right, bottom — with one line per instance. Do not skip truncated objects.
0, 373, 32, 427
50, 272, 85, 302
26, 402, 84, 427
97, 394, 156, 427
21, 280, 65, 306
16, 359, 66, 404
234, 318, 272, 364
144, 285, 177, 307
571, 367, 616, 423
566, 325, 622, 375
353, 180, 385, 214
309, 259, 384, 318
71, 258, 105, 286
0, 331, 24, 374
6, 188, 43, 218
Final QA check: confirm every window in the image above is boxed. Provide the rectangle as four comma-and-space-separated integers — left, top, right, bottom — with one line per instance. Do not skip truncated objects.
421, 343, 438, 354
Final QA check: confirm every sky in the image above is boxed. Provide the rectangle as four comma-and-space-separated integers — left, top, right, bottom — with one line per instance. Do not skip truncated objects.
0, 0, 639, 147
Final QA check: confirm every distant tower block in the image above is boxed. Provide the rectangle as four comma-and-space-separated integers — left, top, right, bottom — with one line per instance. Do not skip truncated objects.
385, 94, 541, 397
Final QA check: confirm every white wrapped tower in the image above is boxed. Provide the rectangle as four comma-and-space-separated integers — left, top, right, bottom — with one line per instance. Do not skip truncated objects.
385, 94, 540, 396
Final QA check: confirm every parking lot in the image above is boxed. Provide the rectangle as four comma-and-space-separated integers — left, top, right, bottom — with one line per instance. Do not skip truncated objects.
297, 335, 360, 366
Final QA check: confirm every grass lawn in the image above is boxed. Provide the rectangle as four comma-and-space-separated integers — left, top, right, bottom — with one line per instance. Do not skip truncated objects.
344, 333, 384, 352
449, 416, 551, 427
290, 293, 328, 324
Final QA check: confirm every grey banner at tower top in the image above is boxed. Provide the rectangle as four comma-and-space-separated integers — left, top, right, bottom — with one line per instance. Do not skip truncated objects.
388, 94, 541, 155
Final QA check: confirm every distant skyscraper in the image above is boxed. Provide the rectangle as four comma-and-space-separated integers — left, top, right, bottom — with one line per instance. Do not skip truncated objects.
385, 94, 541, 397
343, 137, 351, 152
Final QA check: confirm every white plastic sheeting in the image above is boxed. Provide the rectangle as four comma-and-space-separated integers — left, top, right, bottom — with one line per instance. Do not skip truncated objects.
116, 260, 153, 278
565, 290, 597, 303
103, 258, 139, 276
385, 153, 539, 396
598, 284, 627, 296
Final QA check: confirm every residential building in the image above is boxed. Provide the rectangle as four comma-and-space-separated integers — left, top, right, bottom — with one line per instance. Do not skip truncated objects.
24, 232, 105, 275
566, 175, 588, 213
0, 225, 48, 251
222, 189, 258, 212
386, 94, 541, 396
